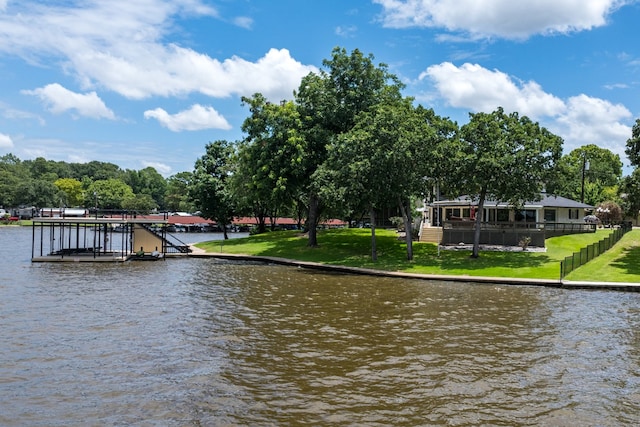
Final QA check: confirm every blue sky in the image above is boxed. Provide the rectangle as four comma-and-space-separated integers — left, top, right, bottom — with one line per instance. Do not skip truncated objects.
1, 0, 639, 177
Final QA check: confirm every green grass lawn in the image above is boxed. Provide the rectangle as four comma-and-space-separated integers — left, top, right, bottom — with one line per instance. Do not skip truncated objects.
563, 229, 640, 282
196, 227, 618, 281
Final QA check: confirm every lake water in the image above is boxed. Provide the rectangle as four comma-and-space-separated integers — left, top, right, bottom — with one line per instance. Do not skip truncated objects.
1, 226, 639, 426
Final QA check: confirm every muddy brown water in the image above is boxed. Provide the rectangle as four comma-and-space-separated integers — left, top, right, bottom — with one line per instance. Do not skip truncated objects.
1, 226, 639, 426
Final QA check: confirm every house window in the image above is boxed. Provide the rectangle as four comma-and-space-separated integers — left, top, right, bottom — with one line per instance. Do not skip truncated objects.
515, 209, 536, 222
446, 208, 461, 219
544, 209, 556, 222
568, 209, 579, 219
496, 209, 509, 222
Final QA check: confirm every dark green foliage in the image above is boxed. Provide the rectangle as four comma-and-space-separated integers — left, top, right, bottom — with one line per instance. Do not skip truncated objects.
189, 140, 236, 239
454, 108, 563, 257
234, 94, 306, 233
295, 47, 406, 246
85, 179, 135, 210
552, 144, 622, 205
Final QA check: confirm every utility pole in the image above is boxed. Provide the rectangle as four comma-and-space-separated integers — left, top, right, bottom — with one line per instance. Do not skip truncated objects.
581, 154, 590, 203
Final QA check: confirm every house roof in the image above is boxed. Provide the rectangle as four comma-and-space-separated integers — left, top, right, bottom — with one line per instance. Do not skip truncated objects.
432, 194, 593, 209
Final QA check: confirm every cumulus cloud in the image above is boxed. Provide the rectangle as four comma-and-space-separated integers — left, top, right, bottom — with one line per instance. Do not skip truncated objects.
0, 132, 13, 148
144, 104, 231, 131
552, 94, 632, 155
374, 0, 628, 39
0, 1, 315, 102
22, 83, 116, 119
422, 62, 565, 118
420, 61, 633, 158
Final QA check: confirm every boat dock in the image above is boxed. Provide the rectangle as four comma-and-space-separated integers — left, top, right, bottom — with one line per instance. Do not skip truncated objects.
31, 211, 191, 262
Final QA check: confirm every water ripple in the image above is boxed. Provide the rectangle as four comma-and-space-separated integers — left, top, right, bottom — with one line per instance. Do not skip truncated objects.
1, 228, 639, 425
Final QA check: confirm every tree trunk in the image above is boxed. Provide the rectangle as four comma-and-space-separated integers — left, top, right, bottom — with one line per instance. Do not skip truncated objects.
222, 221, 229, 240
307, 192, 319, 247
370, 207, 377, 261
257, 216, 266, 234
472, 188, 486, 258
398, 197, 413, 261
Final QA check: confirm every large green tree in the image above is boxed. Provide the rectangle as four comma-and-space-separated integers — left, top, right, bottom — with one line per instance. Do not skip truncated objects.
165, 172, 195, 212
321, 99, 450, 261
123, 167, 167, 210
14, 179, 59, 208
456, 108, 563, 258
0, 154, 30, 207
234, 94, 306, 233
553, 144, 622, 205
189, 140, 236, 239
86, 179, 135, 210
54, 178, 84, 207
295, 47, 405, 246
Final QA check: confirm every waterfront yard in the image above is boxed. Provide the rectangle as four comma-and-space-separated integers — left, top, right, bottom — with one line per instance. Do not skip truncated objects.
195, 227, 626, 281
562, 229, 640, 282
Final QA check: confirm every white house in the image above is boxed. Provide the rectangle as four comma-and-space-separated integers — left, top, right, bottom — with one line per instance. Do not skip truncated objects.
423, 193, 594, 247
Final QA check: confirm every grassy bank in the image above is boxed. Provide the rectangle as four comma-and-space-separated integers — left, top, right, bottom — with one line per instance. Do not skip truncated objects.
195, 227, 620, 281
563, 229, 640, 282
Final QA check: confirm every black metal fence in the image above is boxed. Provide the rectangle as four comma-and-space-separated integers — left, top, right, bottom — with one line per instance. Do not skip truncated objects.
560, 224, 632, 279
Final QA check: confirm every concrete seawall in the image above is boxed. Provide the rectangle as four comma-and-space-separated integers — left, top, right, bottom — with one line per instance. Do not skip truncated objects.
188, 249, 640, 292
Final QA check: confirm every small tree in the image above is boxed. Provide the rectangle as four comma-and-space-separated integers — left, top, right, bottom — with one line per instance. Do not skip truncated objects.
189, 140, 236, 239
594, 200, 622, 225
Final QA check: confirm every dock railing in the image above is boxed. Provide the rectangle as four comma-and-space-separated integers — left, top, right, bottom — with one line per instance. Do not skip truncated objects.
560, 223, 632, 280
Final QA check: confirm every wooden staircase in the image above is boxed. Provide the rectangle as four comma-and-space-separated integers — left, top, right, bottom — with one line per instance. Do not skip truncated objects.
419, 224, 442, 243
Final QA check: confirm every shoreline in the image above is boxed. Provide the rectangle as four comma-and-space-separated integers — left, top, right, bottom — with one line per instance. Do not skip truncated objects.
187, 248, 640, 293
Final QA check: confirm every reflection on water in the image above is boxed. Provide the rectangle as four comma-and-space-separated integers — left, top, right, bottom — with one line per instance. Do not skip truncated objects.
1, 226, 639, 426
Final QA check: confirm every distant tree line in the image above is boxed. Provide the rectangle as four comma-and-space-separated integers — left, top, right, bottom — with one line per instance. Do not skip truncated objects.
0, 154, 195, 213
1, 47, 631, 259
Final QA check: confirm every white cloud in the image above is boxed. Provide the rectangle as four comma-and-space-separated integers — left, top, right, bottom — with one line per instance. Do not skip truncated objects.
0, 132, 13, 148
604, 83, 630, 89
144, 104, 231, 131
374, 0, 628, 39
141, 161, 172, 176
233, 16, 253, 29
0, 1, 316, 102
422, 62, 565, 118
552, 94, 632, 155
421, 61, 633, 158
0, 102, 45, 125
22, 83, 116, 119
